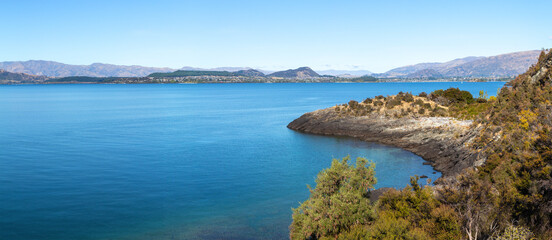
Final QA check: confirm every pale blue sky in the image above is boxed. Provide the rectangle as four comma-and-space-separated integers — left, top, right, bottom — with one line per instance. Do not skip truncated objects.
2, 0, 551, 72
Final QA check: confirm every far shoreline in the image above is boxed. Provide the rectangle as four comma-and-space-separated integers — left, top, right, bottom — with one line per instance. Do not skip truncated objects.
0, 80, 509, 85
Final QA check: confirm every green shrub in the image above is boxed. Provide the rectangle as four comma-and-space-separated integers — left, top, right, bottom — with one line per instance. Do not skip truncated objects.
402, 92, 415, 102
386, 98, 402, 109
430, 88, 474, 105
432, 106, 447, 116
348, 100, 359, 109
412, 99, 424, 106
290, 156, 377, 240
492, 225, 533, 240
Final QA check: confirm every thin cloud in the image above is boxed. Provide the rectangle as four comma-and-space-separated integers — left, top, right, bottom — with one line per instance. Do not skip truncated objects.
549, 36, 552, 40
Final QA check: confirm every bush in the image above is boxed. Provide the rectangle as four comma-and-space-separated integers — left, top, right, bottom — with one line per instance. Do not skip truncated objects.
430, 88, 474, 105
413, 99, 424, 107
365, 105, 373, 113
419, 92, 428, 98
404, 93, 414, 102
362, 98, 372, 104
368, 177, 461, 239
418, 108, 426, 115
476, 98, 488, 103
396, 92, 414, 102
432, 106, 447, 116
290, 156, 377, 240
348, 100, 359, 109
386, 98, 402, 109
492, 225, 533, 240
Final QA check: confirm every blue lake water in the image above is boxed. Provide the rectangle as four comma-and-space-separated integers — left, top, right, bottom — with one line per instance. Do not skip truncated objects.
0, 82, 505, 239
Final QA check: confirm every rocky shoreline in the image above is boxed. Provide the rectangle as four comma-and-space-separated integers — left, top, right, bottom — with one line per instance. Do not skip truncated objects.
288, 107, 485, 179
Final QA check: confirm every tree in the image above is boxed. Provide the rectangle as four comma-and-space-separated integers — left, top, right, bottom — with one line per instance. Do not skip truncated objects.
290, 156, 377, 240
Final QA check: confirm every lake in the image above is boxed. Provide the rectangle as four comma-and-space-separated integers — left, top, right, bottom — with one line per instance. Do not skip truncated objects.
0, 82, 504, 239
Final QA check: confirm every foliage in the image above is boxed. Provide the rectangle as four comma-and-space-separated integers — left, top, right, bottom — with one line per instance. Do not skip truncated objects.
292, 174, 462, 240
453, 49, 552, 238
349, 100, 360, 109
429, 88, 474, 106
290, 156, 377, 240
492, 225, 534, 240
385, 98, 402, 109
363, 177, 461, 240
363, 98, 373, 104
395, 92, 415, 102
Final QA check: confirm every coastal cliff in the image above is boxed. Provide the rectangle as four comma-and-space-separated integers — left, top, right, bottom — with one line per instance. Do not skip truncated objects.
288, 107, 481, 178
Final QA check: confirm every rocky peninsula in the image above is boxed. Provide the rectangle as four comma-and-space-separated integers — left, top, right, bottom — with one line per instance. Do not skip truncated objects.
288, 93, 485, 179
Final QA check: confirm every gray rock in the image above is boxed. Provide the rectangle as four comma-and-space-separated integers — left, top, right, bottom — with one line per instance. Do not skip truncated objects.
288, 108, 485, 180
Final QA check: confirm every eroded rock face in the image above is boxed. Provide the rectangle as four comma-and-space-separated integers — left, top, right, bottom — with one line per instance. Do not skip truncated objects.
288, 107, 483, 179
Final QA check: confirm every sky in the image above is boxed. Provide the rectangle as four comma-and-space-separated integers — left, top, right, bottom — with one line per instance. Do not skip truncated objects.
2, 0, 551, 73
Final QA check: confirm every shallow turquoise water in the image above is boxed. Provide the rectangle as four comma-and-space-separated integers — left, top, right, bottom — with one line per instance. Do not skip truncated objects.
0, 82, 504, 239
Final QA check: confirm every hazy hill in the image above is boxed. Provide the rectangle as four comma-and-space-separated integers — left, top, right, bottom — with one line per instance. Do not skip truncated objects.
381, 50, 540, 78
440, 50, 541, 77
0, 60, 175, 77
0, 69, 48, 82
405, 68, 443, 79
235, 69, 265, 77
268, 67, 320, 78
316, 69, 373, 77
180, 66, 253, 72
147, 69, 265, 78
381, 56, 484, 77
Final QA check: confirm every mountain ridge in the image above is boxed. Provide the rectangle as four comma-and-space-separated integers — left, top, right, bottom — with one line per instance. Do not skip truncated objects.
380, 50, 541, 78
0, 60, 175, 77
0, 50, 542, 78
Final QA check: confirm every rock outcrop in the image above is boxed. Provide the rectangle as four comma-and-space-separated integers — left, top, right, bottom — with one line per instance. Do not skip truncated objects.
288, 108, 483, 178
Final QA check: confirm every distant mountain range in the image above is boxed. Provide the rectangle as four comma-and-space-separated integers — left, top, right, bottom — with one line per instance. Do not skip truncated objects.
378, 50, 541, 78
0, 60, 175, 77
0, 50, 542, 79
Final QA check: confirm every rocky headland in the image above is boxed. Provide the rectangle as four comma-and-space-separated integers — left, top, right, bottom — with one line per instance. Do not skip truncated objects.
288, 93, 485, 179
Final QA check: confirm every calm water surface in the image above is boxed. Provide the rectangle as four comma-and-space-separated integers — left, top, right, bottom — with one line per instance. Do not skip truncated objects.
0, 82, 505, 239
